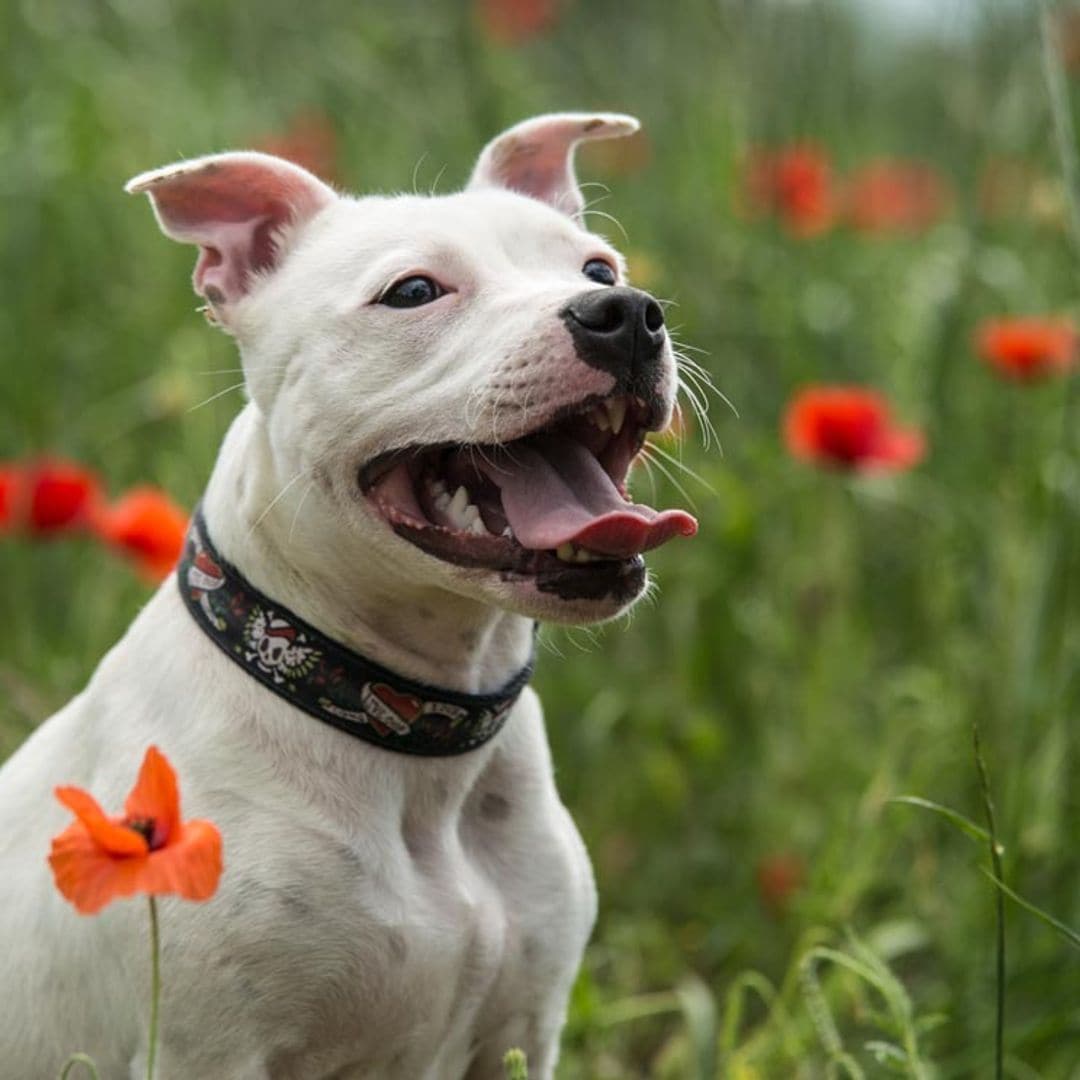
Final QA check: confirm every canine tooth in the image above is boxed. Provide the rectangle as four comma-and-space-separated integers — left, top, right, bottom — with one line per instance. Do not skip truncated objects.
462, 504, 481, 525
556, 543, 576, 562
502, 526, 513, 538
606, 397, 627, 436
468, 516, 489, 536
449, 485, 470, 517
591, 405, 610, 431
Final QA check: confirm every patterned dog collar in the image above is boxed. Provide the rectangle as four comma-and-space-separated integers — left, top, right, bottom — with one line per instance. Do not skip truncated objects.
177, 508, 533, 756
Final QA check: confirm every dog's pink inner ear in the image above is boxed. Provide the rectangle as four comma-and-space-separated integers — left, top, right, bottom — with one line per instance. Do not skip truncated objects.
126, 152, 336, 306
467, 112, 640, 220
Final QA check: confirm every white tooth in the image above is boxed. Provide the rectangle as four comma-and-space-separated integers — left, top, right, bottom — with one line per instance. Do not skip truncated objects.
434, 492, 451, 511
449, 485, 470, 517
502, 526, 513, 538
468, 516, 489, 535
606, 397, 627, 436
592, 405, 610, 432
556, 543, 576, 562
462, 504, 481, 525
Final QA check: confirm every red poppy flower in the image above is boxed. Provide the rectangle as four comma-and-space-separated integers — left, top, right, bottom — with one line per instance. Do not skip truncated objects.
49, 746, 222, 915
755, 851, 805, 915
256, 111, 340, 186
95, 488, 189, 581
24, 459, 102, 535
0, 465, 22, 531
743, 145, 835, 237
784, 386, 925, 471
975, 317, 1076, 381
845, 160, 948, 233
476, 0, 561, 45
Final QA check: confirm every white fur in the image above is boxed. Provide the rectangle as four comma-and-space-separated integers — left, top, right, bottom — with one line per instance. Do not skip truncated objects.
0, 113, 674, 1078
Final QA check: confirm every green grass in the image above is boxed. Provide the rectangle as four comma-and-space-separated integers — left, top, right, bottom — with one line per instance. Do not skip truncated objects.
3, 0, 1080, 1075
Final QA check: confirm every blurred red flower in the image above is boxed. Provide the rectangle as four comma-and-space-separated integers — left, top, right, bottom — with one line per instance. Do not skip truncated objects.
784, 386, 925, 471
0, 466, 20, 531
975, 318, 1077, 381
257, 111, 339, 185
743, 145, 835, 237
24, 459, 102, 535
755, 851, 805, 915
95, 488, 189, 581
845, 159, 949, 233
49, 745, 222, 915
476, 0, 561, 45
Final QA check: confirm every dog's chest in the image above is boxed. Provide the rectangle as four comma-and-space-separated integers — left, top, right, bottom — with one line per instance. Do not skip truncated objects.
207, 719, 594, 1079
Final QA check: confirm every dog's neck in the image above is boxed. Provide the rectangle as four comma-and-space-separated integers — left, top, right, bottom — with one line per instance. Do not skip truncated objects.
201, 406, 535, 696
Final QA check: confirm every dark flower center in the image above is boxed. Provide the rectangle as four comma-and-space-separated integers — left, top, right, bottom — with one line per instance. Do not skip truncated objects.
126, 816, 161, 849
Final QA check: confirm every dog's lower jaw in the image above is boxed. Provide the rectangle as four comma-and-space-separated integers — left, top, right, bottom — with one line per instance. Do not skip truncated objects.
202, 406, 537, 695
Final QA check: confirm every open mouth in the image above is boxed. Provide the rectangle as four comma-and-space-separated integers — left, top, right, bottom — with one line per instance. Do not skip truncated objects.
359, 394, 698, 588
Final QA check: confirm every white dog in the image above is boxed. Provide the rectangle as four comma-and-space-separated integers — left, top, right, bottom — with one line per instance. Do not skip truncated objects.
0, 113, 696, 1079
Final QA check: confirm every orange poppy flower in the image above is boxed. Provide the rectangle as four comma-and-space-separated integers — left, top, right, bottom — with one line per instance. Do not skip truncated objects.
94, 487, 189, 581
24, 458, 102, 535
784, 386, 925, 471
742, 144, 836, 237
475, 0, 561, 45
49, 746, 222, 915
845, 159, 949, 233
975, 317, 1076, 381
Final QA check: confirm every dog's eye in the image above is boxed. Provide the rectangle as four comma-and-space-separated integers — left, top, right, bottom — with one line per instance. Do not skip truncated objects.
380, 276, 445, 309
582, 259, 617, 286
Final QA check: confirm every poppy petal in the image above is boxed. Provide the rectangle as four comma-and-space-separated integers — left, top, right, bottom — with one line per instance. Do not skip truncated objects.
94, 488, 189, 582
55, 787, 148, 857
141, 819, 224, 902
49, 824, 150, 914
26, 459, 103, 535
872, 427, 926, 470
124, 746, 181, 847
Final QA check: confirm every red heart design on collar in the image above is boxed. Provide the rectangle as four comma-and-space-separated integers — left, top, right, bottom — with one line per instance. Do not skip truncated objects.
370, 683, 423, 724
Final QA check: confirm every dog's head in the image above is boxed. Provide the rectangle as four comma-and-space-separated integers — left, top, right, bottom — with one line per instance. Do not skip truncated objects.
129, 113, 697, 624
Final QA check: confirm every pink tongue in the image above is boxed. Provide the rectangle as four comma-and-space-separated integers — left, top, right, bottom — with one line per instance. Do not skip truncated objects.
479, 436, 697, 558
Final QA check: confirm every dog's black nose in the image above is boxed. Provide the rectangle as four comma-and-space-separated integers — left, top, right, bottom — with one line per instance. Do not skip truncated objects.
560, 287, 666, 388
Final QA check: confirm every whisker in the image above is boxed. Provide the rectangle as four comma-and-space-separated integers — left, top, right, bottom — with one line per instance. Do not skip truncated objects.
186, 382, 246, 413
247, 471, 307, 536
645, 441, 718, 496
676, 374, 719, 451
579, 207, 628, 243
411, 152, 429, 196
640, 447, 699, 510
288, 481, 315, 546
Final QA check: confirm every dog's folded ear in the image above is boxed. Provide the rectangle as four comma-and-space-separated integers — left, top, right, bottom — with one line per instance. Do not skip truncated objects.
125, 152, 337, 323
467, 112, 640, 221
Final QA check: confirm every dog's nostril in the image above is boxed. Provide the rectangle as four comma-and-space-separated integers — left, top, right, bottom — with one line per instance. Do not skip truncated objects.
573, 295, 624, 333
643, 299, 664, 334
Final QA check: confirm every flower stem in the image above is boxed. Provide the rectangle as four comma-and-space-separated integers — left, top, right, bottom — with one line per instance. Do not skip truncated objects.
971, 714, 1005, 1080
58, 1053, 101, 1079
146, 896, 161, 1080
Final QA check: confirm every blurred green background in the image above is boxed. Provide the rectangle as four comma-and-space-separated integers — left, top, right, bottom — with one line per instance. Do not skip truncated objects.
3, 0, 1080, 1075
